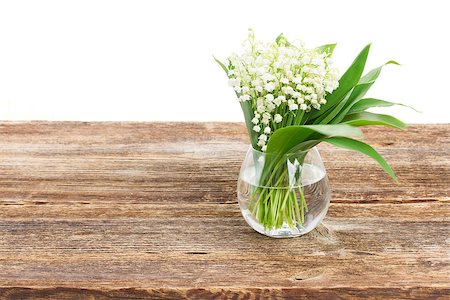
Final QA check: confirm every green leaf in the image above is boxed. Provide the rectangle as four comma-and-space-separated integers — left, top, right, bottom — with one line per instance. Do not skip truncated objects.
343, 111, 407, 129
361, 60, 399, 84
345, 82, 373, 105
308, 44, 371, 120
240, 101, 258, 149
316, 43, 336, 55
347, 60, 400, 102
349, 98, 420, 114
314, 93, 351, 124
213, 55, 228, 75
330, 61, 401, 124
325, 136, 398, 182
266, 124, 362, 155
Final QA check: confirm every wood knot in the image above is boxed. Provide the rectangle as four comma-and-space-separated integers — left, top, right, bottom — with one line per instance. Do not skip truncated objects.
293, 268, 326, 281
309, 223, 338, 244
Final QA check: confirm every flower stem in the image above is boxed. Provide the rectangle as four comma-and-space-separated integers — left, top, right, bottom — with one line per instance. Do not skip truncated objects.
248, 168, 308, 230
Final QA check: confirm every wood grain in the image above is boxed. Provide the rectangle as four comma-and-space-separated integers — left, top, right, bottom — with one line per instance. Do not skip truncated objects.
0, 122, 449, 299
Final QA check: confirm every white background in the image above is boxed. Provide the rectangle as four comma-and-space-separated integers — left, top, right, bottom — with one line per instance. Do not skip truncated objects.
0, 0, 448, 123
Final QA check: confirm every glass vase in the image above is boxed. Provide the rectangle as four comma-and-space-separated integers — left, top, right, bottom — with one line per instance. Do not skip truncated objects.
237, 146, 331, 238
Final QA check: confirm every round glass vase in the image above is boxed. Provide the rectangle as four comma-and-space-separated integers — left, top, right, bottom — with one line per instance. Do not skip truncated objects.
237, 146, 331, 238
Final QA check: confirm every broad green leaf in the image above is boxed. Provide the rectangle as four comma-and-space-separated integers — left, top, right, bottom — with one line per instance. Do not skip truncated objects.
240, 101, 258, 149
343, 111, 407, 129
347, 60, 400, 102
325, 136, 398, 182
260, 125, 361, 188
288, 140, 321, 153
308, 44, 371, 120
213, 55, 229, 75
266, 124, 362, 155
316, 43, 336, 55
345, 82, 373, 105
361, 60, 399, 84
330, 61, 401, 124
349, 98, 419, 114
314, 92, 351, 124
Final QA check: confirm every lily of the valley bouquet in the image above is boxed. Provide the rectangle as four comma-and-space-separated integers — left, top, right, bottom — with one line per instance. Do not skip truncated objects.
215, 30, 412, 237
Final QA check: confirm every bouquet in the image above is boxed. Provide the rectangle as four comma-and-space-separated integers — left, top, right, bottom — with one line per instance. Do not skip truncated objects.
215, 29, 413, 232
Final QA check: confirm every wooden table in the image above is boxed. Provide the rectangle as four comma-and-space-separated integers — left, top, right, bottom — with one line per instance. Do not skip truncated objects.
0, 122, 448, 299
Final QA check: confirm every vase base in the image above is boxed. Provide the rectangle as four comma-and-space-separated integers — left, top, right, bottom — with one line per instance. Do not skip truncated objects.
241, 207, 328, 238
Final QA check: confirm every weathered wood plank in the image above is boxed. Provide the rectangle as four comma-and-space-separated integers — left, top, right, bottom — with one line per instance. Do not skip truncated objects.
0, 203, 448, 287
0, 123, 448, 205
0, 122, 449, 299
1, 287, 449, 300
